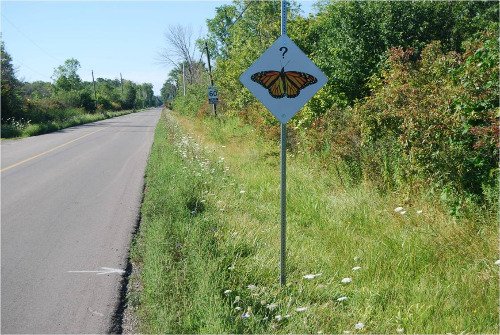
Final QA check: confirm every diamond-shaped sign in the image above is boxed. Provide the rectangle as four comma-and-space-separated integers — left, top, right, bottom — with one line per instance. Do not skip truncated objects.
240, 35, 327, 124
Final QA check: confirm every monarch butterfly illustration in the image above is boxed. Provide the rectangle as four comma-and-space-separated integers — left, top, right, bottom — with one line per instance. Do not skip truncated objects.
251, 67, 317, 99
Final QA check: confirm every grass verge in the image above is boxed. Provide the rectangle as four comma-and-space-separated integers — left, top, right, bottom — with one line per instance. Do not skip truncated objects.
129, 109, 498, 333
1, 109, 137, 139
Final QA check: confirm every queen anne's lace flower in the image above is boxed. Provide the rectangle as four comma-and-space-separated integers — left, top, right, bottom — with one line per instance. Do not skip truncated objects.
354, 322, 364, 330
341, 277, 352, 284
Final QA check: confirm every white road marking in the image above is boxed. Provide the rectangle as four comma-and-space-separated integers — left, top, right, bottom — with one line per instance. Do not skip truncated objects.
68, 267, 124, 275
88, 307, 104, 317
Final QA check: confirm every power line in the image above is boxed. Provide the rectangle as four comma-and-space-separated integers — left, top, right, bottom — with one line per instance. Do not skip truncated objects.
228, 0, 254, 31
2, 14, 94, 74
2, 14, 62, 63
202, 0, 254, 61
14, 59, 52, 81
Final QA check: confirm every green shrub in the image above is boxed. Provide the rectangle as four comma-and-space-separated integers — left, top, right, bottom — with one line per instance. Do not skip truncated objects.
351, 32, 498, 208
1, 119, 24, 138
78, 89, 96, 112
172, 83, 207, 116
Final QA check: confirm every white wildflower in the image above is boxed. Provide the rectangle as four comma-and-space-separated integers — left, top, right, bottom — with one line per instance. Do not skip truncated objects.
400, 210, 407, 215
495, 259, 500, 265
304, 273, 322, 279
235, 306, 242, 311
284, 314, 291, 318
228, 264, 235, 270
247, 284, 257, 291
275, 315, 282, 321
394, 207, 404, 213
341, 277, 352, 284
266, 303, 278, 310
352, 266, 361, 271
224, 289, 232, 295
416, 210, 423, 214
337, 296, 348, 302
396, 327, 404, 333
354, 322, 365, 330
240, 190, 246, 194
295, 306, 307, 312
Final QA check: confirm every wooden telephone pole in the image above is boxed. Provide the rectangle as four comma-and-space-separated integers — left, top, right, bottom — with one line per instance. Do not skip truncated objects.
205, 42, 217, 116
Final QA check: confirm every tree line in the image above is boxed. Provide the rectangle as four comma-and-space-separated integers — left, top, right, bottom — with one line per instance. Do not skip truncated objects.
164, 0, 498, 213
1, 41, 162, 136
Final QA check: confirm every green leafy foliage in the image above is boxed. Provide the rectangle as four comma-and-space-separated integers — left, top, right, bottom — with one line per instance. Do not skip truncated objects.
1, 47, 160, 138
312, 31, 498, 212
180, 0, 498, 209
1, 40, 24, 122
304, 1, 499, 117
160, 80, 177, 105
52, 58, 83, 92
172, 83, 209, 117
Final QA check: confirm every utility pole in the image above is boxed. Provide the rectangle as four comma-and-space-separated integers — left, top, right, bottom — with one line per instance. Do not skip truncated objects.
182, 63, 186, 96
120, 73, 123, 95
205, 42, 217, 116
92, 70, 97, 110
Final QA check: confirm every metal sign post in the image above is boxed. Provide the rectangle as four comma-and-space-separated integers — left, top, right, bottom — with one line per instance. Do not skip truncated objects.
280, 0, 287, 286
239, 0, 327, 287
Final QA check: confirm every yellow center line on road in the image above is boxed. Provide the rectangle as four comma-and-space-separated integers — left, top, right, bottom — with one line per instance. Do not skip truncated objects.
0, 127, 109, 173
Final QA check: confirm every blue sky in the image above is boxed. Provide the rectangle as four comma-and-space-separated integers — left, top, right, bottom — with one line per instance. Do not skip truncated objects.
1, 1, 315, 95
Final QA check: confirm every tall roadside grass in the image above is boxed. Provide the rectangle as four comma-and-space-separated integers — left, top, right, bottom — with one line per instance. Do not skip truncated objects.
1, 108, 137, 139
129, 109, 498, 333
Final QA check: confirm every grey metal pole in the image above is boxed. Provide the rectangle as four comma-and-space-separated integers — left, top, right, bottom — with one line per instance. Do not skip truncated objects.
91, 70, 97, 110
280, 0, 287, 287
182, 63, 186, 96
120, 73, 123, 95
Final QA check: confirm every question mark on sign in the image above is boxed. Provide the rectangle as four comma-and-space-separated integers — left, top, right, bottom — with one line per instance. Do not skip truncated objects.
279, 46, 288, 59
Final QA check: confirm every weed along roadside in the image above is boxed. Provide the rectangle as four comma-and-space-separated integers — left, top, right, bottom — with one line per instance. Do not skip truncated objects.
125, 0, 497, 332
125, 109, 498, 334
1, 108, 146, 139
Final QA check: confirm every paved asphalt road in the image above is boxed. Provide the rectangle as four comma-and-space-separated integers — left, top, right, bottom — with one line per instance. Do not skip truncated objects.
1, 108, 161, 333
